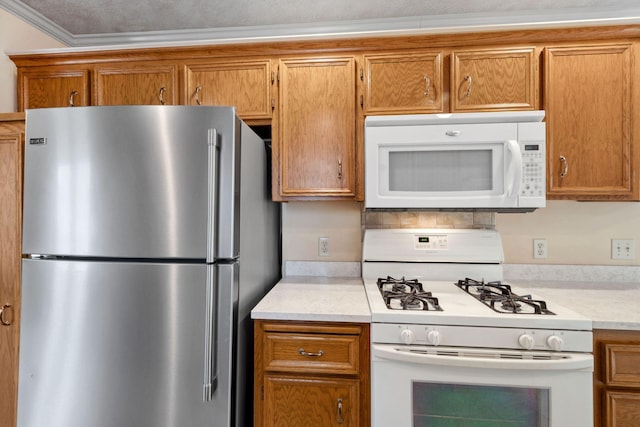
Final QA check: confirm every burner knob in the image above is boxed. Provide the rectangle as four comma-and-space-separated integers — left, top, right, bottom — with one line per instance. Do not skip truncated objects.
518, 333, 535, 350
547, 335, 564, 351
400, 329, 415, 345
427, 330, 441, 346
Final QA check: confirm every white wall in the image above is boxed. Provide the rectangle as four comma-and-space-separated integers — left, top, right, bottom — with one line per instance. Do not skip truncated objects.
282, 200, 640, 266
0, 9, 65, 113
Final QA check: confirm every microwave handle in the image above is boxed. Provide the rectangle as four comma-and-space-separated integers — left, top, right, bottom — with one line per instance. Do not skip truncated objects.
505, 140, 522, 198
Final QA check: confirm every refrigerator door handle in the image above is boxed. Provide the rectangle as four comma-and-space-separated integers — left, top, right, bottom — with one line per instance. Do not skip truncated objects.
206, 128, 220, 263
203, 264, 218, 402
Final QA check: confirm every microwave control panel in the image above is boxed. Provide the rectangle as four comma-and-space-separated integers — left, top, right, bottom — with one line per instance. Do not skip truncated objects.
520, 143, 545, 197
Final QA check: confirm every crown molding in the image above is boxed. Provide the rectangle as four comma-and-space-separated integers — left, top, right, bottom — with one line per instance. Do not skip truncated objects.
2, 0, 640, 50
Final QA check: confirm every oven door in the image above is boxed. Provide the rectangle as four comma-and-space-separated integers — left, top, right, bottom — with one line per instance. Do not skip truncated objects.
371, 344, 593, 427
365, 122, 523, 209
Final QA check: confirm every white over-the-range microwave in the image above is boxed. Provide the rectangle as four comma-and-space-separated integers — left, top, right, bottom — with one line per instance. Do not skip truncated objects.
364, 111, 546, 211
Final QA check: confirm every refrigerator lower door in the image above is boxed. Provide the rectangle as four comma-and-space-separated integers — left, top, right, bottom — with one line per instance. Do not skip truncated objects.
17, 259, 234, 427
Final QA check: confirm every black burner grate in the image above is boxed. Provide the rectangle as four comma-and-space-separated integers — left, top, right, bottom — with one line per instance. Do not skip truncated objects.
377, 276, 443, 311
456, 277, 555, 315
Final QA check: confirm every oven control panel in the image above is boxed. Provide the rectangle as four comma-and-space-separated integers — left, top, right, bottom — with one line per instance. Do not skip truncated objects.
372, 323, 593, 353
413, 234, 448, 251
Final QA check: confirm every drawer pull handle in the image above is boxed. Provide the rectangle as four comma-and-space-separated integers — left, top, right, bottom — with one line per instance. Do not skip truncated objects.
337, 398, 344, 424
298, 348, 324, 358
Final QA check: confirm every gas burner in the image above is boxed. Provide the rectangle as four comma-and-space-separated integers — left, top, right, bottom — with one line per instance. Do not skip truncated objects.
377, 277, 443, 311
456, 278, 555, 315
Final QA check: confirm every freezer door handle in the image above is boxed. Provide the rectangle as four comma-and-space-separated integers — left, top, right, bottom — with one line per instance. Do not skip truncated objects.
206, 128, 220, 263
203, 265, 218, 401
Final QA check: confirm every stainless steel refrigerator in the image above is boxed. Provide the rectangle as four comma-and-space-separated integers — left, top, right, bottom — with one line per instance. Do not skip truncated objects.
17, 106, 280, 427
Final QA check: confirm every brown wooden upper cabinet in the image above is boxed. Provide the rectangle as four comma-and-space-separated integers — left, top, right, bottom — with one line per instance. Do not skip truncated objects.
272, 56, 360, 200
362, 51, 444, 115
544, 43, 638, 200
17, 67, 90, 110
184, 60, 272, 121
450, 47, 537, 112
93, 63, 178, 105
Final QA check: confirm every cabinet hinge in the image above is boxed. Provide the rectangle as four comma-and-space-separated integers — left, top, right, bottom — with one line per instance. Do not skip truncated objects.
360, 68, 364, 81
277, 68, 280, 83
271, 71, 275, 84
271, 98, 275, 110
360, 94, 364, 108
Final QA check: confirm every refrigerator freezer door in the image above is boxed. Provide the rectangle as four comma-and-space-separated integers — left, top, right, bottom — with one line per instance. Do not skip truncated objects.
23, 106, 240, 260
17, 259, 233, 427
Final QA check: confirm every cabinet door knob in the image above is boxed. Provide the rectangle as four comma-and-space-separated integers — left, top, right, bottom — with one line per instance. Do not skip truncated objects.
336, 398, 344, 424
195, 86, 202, 105
69, 90, 79, 107
463, 75, 473, 99
0, 304, 12, 326
423, 75, 431, 98
559, 155, 569, 178
158, 87, 167, 105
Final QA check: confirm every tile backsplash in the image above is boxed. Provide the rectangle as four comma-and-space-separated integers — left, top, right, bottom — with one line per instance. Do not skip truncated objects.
363, 210, 495, 229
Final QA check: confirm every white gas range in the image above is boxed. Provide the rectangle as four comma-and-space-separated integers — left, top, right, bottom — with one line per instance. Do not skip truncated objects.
362, 228, 593, 427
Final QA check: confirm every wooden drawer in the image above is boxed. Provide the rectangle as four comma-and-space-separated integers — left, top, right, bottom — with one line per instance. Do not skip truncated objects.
263, 332, 360, 375
605, 343, 640, 387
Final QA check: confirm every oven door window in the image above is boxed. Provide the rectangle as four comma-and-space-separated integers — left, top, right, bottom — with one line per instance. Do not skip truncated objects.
412, 382, 549, 427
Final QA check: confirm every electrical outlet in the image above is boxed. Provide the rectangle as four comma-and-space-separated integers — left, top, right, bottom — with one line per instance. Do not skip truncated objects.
533, 239, 547, 259
319, 237, 329, 257
612, 239, 635, 260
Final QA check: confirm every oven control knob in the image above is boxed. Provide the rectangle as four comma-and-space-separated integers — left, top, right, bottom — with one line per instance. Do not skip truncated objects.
400, 329, 415, 345
547, 335, 564, 351
427, 330, 441, 346
518, 333, 535, 350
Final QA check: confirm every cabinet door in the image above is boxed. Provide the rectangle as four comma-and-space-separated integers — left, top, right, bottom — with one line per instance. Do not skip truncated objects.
18, 68, 89, 110
363, 52, 443, 114
274, 57, 358, 200
605, 391, 640, 427
451, 47, 536, 112
93, 64, 177, 105
264, 375, 359, 427
0, 117, 24, 427
184, 60, 272, 120
545, 44, 637, 200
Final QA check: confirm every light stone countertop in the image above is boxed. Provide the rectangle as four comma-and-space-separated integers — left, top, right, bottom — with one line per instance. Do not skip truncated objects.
251, 262, 640, 330
251, 276, 371, 323
507, 280, 640, 331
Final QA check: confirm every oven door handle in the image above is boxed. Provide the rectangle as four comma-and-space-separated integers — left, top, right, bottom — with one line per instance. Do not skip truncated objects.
373, 345, 593, 371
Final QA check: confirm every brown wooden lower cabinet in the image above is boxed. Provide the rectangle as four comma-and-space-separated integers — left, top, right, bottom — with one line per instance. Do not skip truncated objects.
0, 113, 24, 427
594, 329, 640, 427
254, 320, 370, 427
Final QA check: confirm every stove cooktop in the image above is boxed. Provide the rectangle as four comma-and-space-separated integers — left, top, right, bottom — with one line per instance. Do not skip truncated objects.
364, 277, 591, 331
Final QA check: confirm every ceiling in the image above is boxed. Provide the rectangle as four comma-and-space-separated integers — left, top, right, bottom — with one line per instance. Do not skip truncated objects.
2, 0, 640, 47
